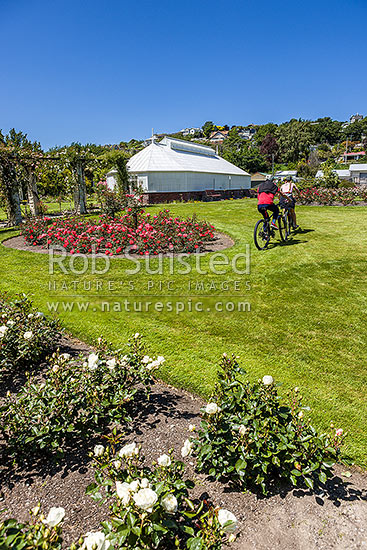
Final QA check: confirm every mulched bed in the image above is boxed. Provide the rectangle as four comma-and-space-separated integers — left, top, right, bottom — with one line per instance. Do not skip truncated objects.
1, 232, 234, 257
1, 335, 366, 550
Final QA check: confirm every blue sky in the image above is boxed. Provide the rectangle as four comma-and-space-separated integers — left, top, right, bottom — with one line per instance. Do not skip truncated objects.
1, 0, 366, 149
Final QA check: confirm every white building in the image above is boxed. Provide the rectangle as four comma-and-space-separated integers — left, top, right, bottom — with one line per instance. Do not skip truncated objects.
106, 136, 251, 202
315, 164, 367, 184
181, 127, 202, 137
315, 169, 352, 181
275, 170, 298, 181
349, 164, 367, 184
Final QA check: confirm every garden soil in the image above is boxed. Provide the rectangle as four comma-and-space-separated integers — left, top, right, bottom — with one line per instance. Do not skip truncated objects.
0, 335, 366, 550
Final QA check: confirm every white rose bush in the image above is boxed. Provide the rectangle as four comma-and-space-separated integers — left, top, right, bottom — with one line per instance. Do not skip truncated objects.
0, 505, 65, 550
0, 293, 60, 379
190, 354, 346, 495
0, 335, 161, 457
85, 439, 237, 548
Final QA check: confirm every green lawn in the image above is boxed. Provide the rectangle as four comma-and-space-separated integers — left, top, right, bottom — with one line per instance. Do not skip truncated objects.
1, 199, 366, 465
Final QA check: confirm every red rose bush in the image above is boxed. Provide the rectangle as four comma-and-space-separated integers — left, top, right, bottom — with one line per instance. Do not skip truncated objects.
21, 210, 215, 256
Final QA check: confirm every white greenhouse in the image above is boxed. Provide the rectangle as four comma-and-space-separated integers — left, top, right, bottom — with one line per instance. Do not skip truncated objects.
106, 136, 251, 202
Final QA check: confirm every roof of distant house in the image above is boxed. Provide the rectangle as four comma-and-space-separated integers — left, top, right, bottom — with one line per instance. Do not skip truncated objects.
344, 151, 365, 156
209, 130, 229, 138
349, 164, 367, 172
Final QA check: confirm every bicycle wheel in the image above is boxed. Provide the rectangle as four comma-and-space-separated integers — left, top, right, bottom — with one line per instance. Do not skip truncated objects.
254, 219, 270, 250
278, 215, 287, 242
285, 211, 292, 237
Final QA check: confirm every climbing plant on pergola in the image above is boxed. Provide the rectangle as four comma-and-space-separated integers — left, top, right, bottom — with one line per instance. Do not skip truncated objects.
0, 130, 132, 226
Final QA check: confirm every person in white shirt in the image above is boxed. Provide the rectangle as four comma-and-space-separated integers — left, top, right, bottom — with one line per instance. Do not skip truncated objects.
279, 177, 300, 229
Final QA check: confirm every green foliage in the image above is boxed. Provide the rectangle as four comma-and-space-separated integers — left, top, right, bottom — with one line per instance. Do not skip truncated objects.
192, 355, 345, 495
320, 162, 340, 189
276, 119, 313, 163
0, 508, 64, 550
0, 335, 160, 457
0, 293, 60, 377
85, 438, 237, 549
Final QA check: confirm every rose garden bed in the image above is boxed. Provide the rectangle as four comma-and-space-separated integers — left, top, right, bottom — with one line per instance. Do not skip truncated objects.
20, 210, 217, 256
0, 333, 366, 550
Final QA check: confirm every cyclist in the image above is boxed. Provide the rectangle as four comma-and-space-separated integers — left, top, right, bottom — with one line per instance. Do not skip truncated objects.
279, 176, 300, 229
257, 176, 289, 230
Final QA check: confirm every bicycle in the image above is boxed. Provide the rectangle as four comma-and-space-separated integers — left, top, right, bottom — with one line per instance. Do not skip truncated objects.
253, 209, 287, 250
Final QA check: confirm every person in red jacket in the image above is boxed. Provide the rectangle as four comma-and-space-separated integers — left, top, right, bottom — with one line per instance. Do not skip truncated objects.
257, 176, 289, 230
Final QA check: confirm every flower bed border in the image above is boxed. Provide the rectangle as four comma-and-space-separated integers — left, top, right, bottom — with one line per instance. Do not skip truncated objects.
2, 232, 235, 258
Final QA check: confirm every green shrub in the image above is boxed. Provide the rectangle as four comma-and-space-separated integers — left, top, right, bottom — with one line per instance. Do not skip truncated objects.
0, 506, 64, 550
192, 354, 345, 494
0, 293, 61, 377
85, 438, 238, 549
0, 335, 162, 457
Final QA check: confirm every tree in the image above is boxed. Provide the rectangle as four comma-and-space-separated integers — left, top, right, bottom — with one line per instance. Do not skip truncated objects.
202, 121, 215, 138
321, 161, 340, 188
260, 134, 279, 168
276, 119, 313, 163
312, 117, 343, 145
253, 123, 278, 147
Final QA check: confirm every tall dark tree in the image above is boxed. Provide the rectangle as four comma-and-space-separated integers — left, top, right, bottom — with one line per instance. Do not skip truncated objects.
260, 133, 279, 167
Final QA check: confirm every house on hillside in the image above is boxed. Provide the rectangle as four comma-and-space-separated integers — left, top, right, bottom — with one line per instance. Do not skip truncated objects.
106, 136, 251, 203
275, 170, 298, 181
238, 126, 256, 140
315, 169, 352, 181
342, 151, 366, 162
349, 164, 367, 184
209, 130, 229, 144
181, 127, 202, 137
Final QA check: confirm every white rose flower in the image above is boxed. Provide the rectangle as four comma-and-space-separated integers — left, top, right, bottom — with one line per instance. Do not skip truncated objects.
43, 507, 65, 527
28, 313, 34, 319
0, 325, 9, 337
298, 411, 304, 419
142, 355, 152, 364
88, 353, 99, 370
238, 425, 248, 437
119, 442, 138, 458
189, 424, 196, 432
205, 402, 221, 415
134, 333, 140, 339
140, 478, 150, 488
94, 444, 104, 457
52, 365, 59, 373
36, 312, 44, 318
156, 356, 165, 365
129, 480, 140, 492
181, 439, 193, 458
161, 494, 178, 514
23, 331, 33, 340
133, 488, 158, 512
113, 460, 121, 469
157, 454, 171, 467
116, 481, 131, 505
61, 353, 71, 361
106, 358, 116, 369
82, 531, 110, 550
262, 375, 274, 386
218, 509, 238, 533
7, 320, 15, 327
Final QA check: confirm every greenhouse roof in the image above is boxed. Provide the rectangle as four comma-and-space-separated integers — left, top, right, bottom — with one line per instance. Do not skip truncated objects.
120, 137, 250, 176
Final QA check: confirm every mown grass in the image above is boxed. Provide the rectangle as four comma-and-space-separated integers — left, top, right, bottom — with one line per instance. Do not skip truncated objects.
1, 199, 366, 465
